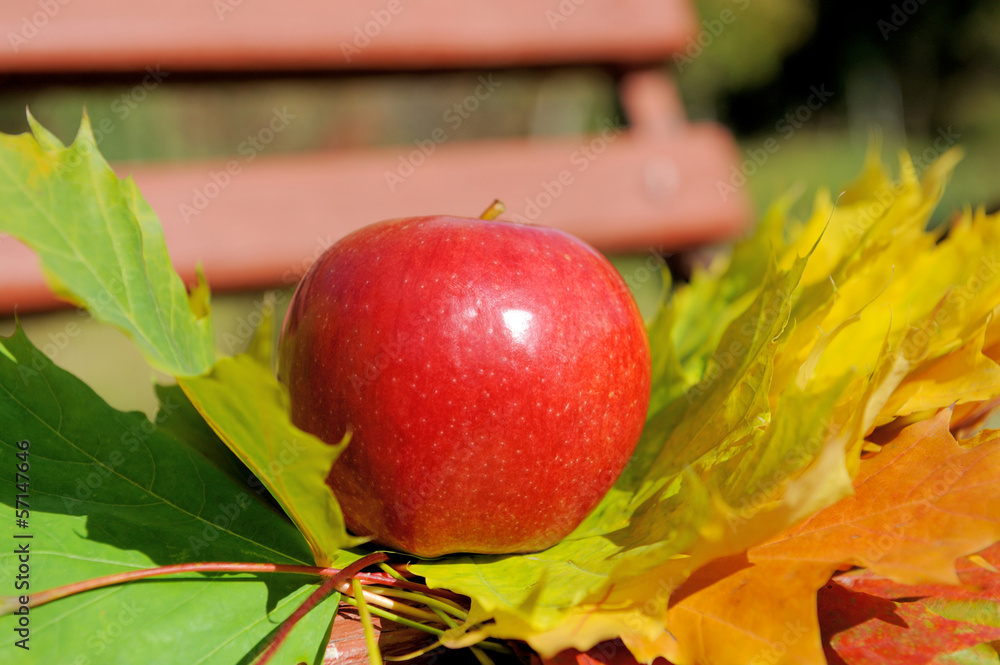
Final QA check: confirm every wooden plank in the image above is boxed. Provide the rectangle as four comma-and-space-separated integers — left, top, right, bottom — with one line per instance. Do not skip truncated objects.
0, 123, 750, 314
324, 611, 437, 664
0, 0, 696, 73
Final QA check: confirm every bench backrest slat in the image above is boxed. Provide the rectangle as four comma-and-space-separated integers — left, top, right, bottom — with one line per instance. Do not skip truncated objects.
1, 0, 695, 72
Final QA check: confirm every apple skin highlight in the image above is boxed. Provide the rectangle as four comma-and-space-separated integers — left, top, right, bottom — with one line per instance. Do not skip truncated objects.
278, 215, 651, 557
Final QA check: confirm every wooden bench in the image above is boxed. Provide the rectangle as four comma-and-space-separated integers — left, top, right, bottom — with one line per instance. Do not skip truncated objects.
0, 0, 750, 315
1, 3, 757, 663
1, 0, 751, 659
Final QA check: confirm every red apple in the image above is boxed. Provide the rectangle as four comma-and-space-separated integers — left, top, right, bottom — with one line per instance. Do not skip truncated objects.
277, 214, 651, 557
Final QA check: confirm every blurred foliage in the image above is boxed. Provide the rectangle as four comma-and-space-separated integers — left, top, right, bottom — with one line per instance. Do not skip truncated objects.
684, 0, 1000, 141
0, 70, 618, 163
675, 0, 818, 120
673, 0, 1000, 220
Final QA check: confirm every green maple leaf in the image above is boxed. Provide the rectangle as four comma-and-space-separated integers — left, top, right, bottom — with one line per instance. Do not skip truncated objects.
0, 326, 340, 665
0, 112, 213, 377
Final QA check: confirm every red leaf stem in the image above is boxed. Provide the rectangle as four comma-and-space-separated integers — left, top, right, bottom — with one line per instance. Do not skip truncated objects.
253, 552, 390, 665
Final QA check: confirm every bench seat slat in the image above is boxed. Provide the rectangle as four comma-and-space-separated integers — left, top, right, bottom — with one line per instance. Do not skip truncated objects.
0, 124, 748, 313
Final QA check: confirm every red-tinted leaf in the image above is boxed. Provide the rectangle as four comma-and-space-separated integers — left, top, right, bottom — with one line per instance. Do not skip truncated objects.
819, 581, 1000, 665
541, 640, 650, 665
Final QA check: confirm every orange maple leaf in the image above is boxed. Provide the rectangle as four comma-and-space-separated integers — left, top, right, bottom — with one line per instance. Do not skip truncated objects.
837, 541, 1000, 603
646, 409, 1000, 665
752, 408, 1000, 584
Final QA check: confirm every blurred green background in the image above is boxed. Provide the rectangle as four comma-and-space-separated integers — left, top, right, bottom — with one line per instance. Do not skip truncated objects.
3, 0, 999, 414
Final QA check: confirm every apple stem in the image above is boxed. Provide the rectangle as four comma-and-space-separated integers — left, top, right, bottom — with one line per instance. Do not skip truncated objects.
431, 606, 497, 665
253, 552, 389, 665
346, 585, 442, 623
344, 594, 450, 636
353, 577, 384, 665
341, 596, 512, 656
478, 199, 506, 220
379, 562, 409, 580
370, 586, 468, 620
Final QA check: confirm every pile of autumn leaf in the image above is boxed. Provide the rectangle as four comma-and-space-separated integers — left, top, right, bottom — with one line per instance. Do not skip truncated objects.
1, 116, 999, 665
